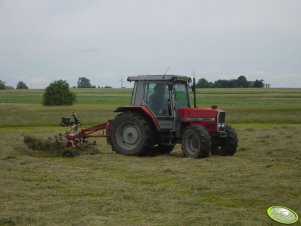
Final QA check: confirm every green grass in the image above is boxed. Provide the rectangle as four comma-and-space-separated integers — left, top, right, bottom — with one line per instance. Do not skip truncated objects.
1, 88, 301, 126
0, 88, 132, 105
0, 88, 301, 225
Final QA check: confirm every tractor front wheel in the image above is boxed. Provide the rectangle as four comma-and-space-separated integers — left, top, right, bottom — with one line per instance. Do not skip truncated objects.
109, 112, 154, 156
182, 126, 211, 158
211, 124, 238, 156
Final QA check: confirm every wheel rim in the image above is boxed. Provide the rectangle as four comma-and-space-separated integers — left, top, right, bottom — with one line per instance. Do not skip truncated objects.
116, 121, 141, 150
184, 132, 200, 155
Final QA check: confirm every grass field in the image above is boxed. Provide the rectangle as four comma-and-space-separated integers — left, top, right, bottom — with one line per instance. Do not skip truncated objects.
1, 88, 301, 127
0, 88, 301, 225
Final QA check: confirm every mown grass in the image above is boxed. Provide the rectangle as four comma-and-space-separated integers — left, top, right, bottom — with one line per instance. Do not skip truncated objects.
0, 125, 300, 225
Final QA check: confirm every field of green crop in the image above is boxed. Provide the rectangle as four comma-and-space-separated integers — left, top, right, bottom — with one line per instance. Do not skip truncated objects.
0, 88, 300, 225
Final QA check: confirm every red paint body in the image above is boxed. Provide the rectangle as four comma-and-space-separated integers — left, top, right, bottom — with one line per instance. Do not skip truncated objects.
178, 108, 219, 133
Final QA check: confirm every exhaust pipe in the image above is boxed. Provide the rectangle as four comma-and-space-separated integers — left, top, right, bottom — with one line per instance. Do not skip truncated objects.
193, 78, 197, 108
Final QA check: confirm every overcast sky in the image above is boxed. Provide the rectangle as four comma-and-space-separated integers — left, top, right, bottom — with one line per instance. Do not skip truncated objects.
0, 0, 301, 88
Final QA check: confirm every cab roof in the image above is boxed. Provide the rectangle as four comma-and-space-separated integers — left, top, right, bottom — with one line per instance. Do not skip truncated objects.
127, 75, 191, 83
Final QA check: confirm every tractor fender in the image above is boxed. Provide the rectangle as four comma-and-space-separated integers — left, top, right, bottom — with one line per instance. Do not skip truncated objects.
114, 106, 160, 131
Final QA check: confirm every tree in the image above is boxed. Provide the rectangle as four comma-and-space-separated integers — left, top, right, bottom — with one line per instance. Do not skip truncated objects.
253, 79, 264, 88
196, 78, 210, 88
0, 80, 5, 89
16, 81, 29, 89
237, 75, 249, 88
77, 77, 92, 88
43, 80, 76, 105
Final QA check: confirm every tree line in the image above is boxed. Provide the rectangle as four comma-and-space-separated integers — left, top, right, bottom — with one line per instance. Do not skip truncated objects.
0, 80, 29, 89
0, 77, 112, 90
1, 75, 265, 90
75, 77, 111, 88
196, 75, 264, 88
1, 75, 266, 107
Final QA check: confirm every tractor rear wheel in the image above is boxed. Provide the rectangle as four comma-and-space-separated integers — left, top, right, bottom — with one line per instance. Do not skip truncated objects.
182, 126, 211, 158
109, 112, 154, 156
211, 124, 238, 156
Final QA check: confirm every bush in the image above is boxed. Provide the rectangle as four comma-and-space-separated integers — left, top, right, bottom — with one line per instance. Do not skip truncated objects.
0, 80, 5, 89
43, 80, 76, 105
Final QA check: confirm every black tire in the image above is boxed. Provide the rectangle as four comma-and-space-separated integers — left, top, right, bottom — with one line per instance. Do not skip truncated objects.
109, 112, 154, 156
211, 124, 238, 156
182, 126, 211, 158
154, 144, 175, 154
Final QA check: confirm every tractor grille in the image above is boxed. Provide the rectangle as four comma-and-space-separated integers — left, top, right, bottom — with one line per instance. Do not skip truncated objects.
217, 111, 226, 132
218, 111, 225, 123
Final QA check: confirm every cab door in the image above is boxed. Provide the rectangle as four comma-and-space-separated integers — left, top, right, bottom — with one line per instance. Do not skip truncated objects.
143, 82, 174, 130
173, 83, 191, 132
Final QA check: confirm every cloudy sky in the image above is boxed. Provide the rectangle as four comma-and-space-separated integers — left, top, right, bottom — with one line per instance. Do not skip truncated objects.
0, 0, 300, 88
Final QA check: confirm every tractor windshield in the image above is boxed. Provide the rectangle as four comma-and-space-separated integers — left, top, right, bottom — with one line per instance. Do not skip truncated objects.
174, 83, 190, 108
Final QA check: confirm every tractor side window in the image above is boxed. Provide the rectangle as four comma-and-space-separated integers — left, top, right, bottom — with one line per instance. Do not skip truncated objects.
143, 83, 155, 103
131, 82, 137, 105
175, 83, 190, 108
143, 83, 169, 116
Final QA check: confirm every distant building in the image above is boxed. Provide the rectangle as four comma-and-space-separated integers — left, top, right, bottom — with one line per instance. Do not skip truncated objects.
263, 84, 271, 88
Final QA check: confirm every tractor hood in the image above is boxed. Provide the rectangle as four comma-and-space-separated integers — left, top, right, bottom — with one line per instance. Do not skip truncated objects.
178, 107, 220, 120
178, 107, 225, 133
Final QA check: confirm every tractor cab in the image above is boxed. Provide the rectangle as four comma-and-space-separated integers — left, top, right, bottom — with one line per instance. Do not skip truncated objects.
128, 75, 191, 130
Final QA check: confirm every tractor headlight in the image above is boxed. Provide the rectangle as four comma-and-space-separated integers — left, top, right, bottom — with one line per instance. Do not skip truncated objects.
217, 123, 226, 132
218, 123, 225, 128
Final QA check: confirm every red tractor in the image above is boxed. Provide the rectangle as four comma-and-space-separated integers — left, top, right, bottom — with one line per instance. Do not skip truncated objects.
107, 75, 238, 158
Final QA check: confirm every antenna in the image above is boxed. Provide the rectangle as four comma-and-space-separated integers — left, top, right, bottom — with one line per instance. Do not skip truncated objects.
163, 67, 169, 79
164, 67, 169, 75
192, 69, 196, 78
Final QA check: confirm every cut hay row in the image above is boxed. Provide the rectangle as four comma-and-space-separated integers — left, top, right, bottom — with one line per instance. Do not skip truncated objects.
23, 135, 100, 157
